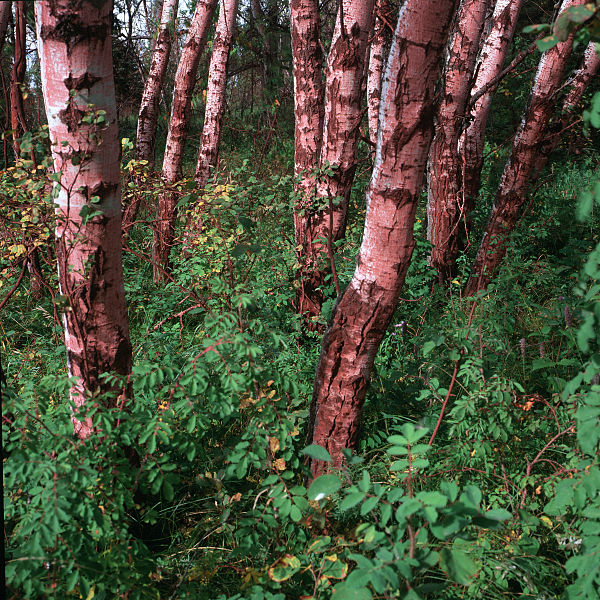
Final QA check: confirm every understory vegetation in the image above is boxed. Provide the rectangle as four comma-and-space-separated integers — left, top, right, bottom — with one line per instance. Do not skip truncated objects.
3, 104, 600, 599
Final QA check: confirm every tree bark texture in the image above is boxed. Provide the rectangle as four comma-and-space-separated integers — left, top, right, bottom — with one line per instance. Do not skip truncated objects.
309, 0, 459, 473
10, 1, 26, 157
291, 0, 324, 319
154, 0, 217, 282
35, 0, 132, 439
534, 41, 600, 172
195, 0, 240, 188
294, 0, 374, 323
135, 0, 179, 166
464, 0, 583, 298
426, 0, 490, 283
0, 2, 10, 53
366, 0, 390, 146
458, 0, 524, 217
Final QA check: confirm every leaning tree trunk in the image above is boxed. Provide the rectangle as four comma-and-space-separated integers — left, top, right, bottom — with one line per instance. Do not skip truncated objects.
309, 0, 459, 473
426, 0, 490, 284
195, 0, 240, 188
464, 0, 583, 298
291, 0, 324, 319
294, 0, 374, 324
366, 0, 390, 146
35, 0, 132, 439
534, 41, 600, 172
458, 0, 524, 219
135, 0, 179, 166
154, 0, 217, 282
10, 1, 26, 157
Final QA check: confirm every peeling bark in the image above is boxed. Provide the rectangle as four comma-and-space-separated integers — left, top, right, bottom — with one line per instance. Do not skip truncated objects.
10, 1, 26, 157
464, 0, 583, 298
135, 0, 179, 166
294, 0, 374, 323
154, 0, 217, 282
458, 0, 524, 219
426, 0, 490, 283
309, 0, 458, 472
35, 0, 132, 439
195, 0, 240, 188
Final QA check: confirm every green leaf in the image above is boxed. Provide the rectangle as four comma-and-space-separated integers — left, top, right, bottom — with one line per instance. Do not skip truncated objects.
331, 582, 372, 599
440, 548, 480, 585
308, 474, 341, 501
536, 35, 559, 52
301, 444, 332, 462
340, 491, 366, 511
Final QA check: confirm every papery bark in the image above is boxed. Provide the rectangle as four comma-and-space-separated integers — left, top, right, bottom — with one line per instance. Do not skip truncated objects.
464, 0, 583, 297
291, 0, 324, 319
309, 0, 458, 472
426, 0, 490, 283
135, 0, 179, 166
294, 0, 374, 323
459, 0, 524, 217
195, 0, 240, 187
10, 1, 26, 157
35, 0, 132, 439
154, 0, 217, 281
366, 0, 390, 145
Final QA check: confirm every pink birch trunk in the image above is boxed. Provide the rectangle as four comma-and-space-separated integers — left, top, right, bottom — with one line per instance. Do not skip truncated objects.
195, 0, 240, 188
426, 0, 490, 283
464, 0, 583, 297
310, 0, 459, 472
135, 0, 179, 166
459, 0, 524, 215
534, 41, 600, 171
366, 0, 389, 146
294, 0, 374, 323
291, 0, 324, 320
10, 1, 26, 157
35, 0, 132, 439
154, 0, 217, 282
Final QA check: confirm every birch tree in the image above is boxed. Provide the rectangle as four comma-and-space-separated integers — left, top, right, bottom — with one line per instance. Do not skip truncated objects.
309, 0, 459, 472
195, 0, 240, 188
464, 0, 584, 297
35, 0, 132, 438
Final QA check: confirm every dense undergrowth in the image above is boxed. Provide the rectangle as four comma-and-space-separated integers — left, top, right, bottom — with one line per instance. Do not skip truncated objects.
2, 109, 600, 599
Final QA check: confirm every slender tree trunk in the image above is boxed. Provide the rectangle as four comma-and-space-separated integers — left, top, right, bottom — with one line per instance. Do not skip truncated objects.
153, 0, 217, 282
294, 0, 374, 323
291, 0, 324, 320
426, 0, 490, 283
534, 41, 600, 172
0, 2, 10, 53
10, 1, 26, 157
135, 0, 179, 166
458, 0, 524, 219
309, 0, 459, 472
366, 0, 389, 146
35, 0, 132, 439
464, 0, 583, 298
195, 0, 240, 187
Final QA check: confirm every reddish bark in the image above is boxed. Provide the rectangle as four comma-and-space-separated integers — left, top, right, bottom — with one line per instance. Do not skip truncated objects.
154, 0, 217, 282
534, 41, 600, 172
426, 0, 490, 283
458, 0, 524, 217
366, 0, 390, 146
10, 1, 26, 157
135, 0, 179, 166
464, 0, 583, 298
0, 2, 10, 52
195, 0, 240, 188
310, 0, 458, 472
294, 0, 374, 323
291, 0, 324, 320
35, 0, 132, 438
